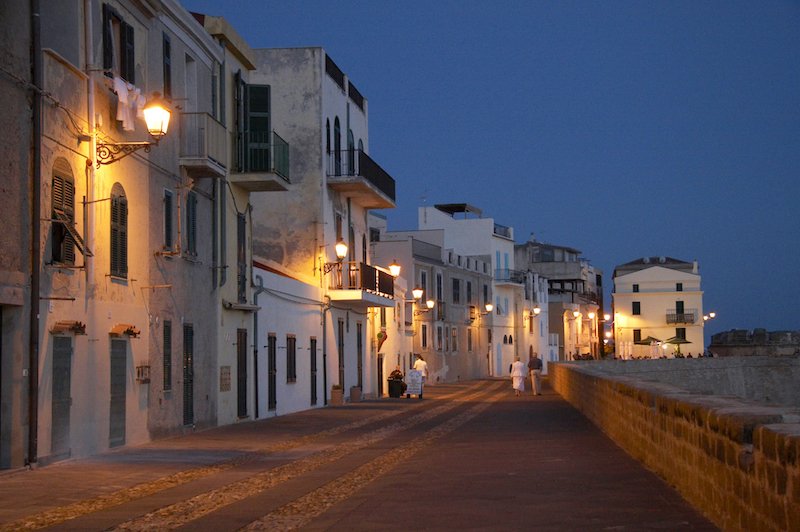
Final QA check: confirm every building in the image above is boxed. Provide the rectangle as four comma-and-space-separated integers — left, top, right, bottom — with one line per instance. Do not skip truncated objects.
417, 204, 549, 376
612, 257, 705, 358
0, 0, 236, 468
373, 221, 495, 384
515, 236, 602, 360
247, 48, 399, 412
0, 0, 33, 470
709, 329, 800, 357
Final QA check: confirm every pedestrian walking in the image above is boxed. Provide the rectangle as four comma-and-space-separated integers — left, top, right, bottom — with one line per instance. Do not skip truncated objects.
510, 356, 526, 396
528, 353, 543, 395
413, 355, 429, 398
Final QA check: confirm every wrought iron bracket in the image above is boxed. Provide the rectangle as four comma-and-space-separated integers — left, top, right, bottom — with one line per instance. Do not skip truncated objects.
95, 141, 154, 168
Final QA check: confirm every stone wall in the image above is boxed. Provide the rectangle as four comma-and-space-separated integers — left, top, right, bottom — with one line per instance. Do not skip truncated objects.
551, 361, 800, 531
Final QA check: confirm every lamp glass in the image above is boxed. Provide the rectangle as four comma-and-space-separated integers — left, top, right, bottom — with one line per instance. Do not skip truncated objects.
484, 303, 493, 313
573, 310, 581, 318
425, 299, 435, 309
334, 240, 348, 260
533, 306, 541, 315
388, 260, 401, 277
709, 312, 716, 318
411, 287, 424, 300
143, 96, 171, 138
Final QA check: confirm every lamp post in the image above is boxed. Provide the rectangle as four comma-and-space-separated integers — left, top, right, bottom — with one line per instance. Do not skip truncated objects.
95, 93, 171, 167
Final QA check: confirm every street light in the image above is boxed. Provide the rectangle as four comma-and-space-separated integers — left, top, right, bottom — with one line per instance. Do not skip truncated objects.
533, 306, 541, 315
388, 260, 401, 277
483, 303, 493, 314
323, 239, 349, 274
411, 287, 424, 300
95, 92, 171, 167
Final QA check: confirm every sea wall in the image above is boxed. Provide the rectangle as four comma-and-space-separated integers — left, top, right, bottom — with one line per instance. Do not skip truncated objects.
551, 359, 800, 531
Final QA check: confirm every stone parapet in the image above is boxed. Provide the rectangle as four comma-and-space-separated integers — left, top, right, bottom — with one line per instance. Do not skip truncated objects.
551, 362, 800, 531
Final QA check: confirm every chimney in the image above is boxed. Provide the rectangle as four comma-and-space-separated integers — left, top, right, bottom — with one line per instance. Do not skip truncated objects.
692, 260, 698, 274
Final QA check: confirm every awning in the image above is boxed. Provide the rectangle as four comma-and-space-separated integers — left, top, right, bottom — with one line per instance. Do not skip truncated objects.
110, 323, 140, 338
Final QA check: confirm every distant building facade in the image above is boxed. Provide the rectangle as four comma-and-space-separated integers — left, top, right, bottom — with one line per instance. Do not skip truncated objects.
709, 330, 800, 357
515, 237, 602, 360
612, 257, 705, 358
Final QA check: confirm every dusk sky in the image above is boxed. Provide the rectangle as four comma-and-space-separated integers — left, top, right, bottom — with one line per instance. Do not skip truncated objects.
182, 0, 800, 337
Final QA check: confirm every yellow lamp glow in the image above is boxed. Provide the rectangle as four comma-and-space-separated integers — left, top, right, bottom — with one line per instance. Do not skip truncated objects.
388, 260, 401, 277
143, 93, 171, 138
334, 240, 348, 260
412, 287, 423, 300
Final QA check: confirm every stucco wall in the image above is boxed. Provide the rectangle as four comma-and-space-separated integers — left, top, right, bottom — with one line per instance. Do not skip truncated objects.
551, 360, 800, 531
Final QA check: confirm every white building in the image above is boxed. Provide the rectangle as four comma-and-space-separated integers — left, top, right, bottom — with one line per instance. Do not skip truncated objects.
612, 257, 705, 358
248, 48, 398, 414
372, 218, 495, 384
417, 204, 548, 376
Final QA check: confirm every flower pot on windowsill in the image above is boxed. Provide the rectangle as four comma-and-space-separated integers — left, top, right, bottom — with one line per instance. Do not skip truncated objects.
350, 386, 361, 403
330, 385, 344, 406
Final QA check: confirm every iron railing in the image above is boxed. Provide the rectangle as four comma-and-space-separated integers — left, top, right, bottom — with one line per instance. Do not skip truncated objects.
233, 130, 290, 180
666, 310, 697, 324
327, 149, 396, 202
494, 269, 527, 284
327, 261, 394, 298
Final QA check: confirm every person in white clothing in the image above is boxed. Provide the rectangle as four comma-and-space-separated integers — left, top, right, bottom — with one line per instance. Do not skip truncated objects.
510, 356, 526, 397
413, 355, 429, 398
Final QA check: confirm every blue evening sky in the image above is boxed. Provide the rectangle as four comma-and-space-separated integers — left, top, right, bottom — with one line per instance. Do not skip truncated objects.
182, 0, 800, 337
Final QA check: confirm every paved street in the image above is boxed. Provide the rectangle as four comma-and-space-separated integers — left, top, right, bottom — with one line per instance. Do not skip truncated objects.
0, 379, 717, 531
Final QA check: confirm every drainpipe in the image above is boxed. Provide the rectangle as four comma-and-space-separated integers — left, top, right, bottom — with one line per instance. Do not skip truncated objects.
322, 297, 329, 405
27, 0, 42, 467
252, 274, 267, 419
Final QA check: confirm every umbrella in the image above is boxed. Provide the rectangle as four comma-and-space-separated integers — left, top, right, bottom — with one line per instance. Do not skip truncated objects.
634, 336, 661, 345
663, 336, 691, 354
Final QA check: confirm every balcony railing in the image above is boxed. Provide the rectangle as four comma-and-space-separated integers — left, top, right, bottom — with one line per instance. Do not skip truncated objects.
327, 149, 396, 208
493, 223, 512, 239
666, 310, 697, 324
494, 268, 527, 284
179, 112, 227, 178
230, 130, 290, 191
327, 261, 394, 299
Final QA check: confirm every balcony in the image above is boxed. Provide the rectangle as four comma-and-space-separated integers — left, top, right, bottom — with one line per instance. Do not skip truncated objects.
327, 149, 396, 209
494, 268, 526, 285
179, 113, 227, 178
327, 261, 395, 307
229, 131, 290, 191
666, 310, 697, 324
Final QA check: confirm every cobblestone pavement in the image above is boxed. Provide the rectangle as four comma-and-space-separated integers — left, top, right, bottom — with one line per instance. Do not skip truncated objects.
0, 379, 718, 531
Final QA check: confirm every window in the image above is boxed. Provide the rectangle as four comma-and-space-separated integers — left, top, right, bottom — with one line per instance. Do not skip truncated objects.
326, 119, 330, 154
452, 278, 461, 304
362, 234, 367, 263
436, 326, 443, 351
676, 301, 685, 314
369, 227, 380, 242
421, 324, 428, 348
632, 301, 641, 315
420, 271, 427, 300
451, 327, 458, 352
51, 163, 76, 264
162, 33, 171, 99
676, 328, 686, 340
436, 273, 443, 301
163, 320, 172, 391
163, 190, 173, 249
102, 4, 135, 83
380, 307, 386, 327
186, 191, 197, 256
676, 283, 683, 292
466, 281, 472, 304
445, 326, 450, 351
333, 117, 341, 174
483, 284, 489, 306
347, 129, 355, 175
233, 76, 271, 173
286, 335, 297, 383
632, 284, 639, 293
110, 183, 128, 278
633, 329, 642, 343
467, 328, 473, 352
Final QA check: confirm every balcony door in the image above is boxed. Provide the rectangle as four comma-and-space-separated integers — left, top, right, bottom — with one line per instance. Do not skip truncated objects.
245, 85, 271, 171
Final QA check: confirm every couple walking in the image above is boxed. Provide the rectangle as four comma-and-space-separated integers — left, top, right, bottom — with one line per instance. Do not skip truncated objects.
510, 353, 542, 396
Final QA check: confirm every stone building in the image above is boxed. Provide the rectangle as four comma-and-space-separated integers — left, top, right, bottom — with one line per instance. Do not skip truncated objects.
709, 329, 800, 357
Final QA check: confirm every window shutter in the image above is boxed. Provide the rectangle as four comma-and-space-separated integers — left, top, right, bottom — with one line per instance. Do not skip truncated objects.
186, 192, 197, 255
122, 22, 135, 83
102, 4, 113, 72
164, 191, 173, 248
63, 179, 76, 263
